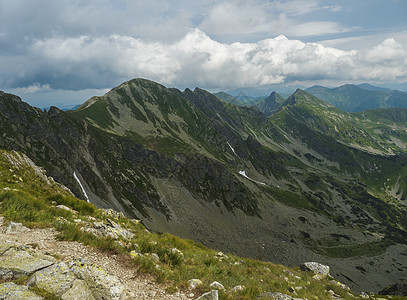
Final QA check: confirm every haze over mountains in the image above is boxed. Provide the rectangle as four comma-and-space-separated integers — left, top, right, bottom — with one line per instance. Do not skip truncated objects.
1, 79, 407, 294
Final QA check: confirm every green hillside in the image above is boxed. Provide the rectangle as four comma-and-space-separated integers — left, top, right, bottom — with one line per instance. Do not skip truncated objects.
1, 80, 407, 294
306, 84, 407, 112
1, 148, 384, 300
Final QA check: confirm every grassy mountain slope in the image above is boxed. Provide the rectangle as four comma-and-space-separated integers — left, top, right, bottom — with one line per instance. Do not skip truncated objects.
306, 84, 407, 112
4, 148, 392, 300
1, 81, 407, 293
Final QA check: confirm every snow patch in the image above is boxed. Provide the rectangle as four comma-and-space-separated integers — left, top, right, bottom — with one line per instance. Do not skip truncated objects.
227, 142, 237, 156
73, 171, 90, 202
238, 170, 266, 185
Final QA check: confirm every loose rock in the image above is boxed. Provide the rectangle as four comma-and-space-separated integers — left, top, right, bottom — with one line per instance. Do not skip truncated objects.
2, 222, 30, 234
230, 285, 244, 293
187, 279, 202, 290
196, 290, 218, 300
300, 262, 330, 276
209, 281, 225, 290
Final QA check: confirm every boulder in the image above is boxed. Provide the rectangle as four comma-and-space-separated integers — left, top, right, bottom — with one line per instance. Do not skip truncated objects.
258, 292, 293, 299
0, 282, 42, 300
28, 258, 126, 300
56, 205, 77, 214
67, 258, 126, 300
230, 285, 244, 293
2, 222, 30, 234
0, 244, 55, 280
170, 247, 184, 257
196, 290, 218, 300
187, 279, 203, 289
28, 262, 77, 296
300, 262, 330, 276
61, 279, 94, 300
209, 281, 225, 290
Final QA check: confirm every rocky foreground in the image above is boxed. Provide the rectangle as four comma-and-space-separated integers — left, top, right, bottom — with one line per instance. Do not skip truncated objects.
1, 217, 404, 300
0, 217, 190, 300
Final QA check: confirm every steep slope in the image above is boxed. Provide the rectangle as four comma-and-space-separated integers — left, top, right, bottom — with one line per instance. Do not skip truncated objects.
2, 148, 384, 300
306, 84, 407, 112
1, 81, 407, 293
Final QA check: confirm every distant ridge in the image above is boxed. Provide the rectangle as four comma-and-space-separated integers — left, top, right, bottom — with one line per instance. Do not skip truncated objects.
306, 84, 407, 112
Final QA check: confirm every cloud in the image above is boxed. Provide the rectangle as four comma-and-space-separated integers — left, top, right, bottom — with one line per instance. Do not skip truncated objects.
12, 83, 51, 94
6, 28, 403, 93
199, 0, 348, 40
1, 0, 407, 106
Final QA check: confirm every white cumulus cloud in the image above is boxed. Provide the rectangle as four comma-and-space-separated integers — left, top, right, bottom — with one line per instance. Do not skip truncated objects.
21, 28, 407, 91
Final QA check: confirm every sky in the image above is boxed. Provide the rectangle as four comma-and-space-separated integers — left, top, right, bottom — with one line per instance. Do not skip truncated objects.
1, 0, 407, 108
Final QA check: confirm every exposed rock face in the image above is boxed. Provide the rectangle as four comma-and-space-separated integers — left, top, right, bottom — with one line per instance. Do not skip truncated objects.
0, 282, 42, 300
81, 219, 134, 240
2, 79, 407, 293
1, 222, 30, 234
300, 262, 330, 276
0, 243, 126, 300
0, 244, 56, 280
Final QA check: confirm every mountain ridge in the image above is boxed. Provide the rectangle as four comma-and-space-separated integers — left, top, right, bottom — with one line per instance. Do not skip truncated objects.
1, 79, 407, 293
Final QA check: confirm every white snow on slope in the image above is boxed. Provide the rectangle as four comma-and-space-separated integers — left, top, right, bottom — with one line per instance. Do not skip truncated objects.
73, 171, 90, 202
238, 170, 265, 185
227, 142, 237, 156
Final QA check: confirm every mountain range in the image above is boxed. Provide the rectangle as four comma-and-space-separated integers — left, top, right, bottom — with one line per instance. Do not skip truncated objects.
1, 79, 407, 293
220, 83, 407, 114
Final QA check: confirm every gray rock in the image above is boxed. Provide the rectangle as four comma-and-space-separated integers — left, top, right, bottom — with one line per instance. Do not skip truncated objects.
81, 219, 134, 240
0, 282, 42, 300
187, 279, 202, 289
258, 292, 304, 300
2, 222, 30, 234
61, 279, 94, 300
196, 290, 218, 300
28, 262, 77, 296
67, 259, 126, 300
209, 281, 225, 290
28, 258, 126, 300
150, 253, 159, 262
230, 285, 244, 293
56, 205, 77, 214
300, 262, 330, 276
170, 247, 184, 257
0, 244, 55, 280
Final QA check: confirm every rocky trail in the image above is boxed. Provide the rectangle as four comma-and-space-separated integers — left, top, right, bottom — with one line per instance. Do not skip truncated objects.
0, 217, 191, 300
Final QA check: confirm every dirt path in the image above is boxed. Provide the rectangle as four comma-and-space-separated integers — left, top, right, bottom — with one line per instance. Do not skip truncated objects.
0, 222, 191, 300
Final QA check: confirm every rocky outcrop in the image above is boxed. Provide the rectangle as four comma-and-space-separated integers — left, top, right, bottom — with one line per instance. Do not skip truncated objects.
0, 244, 56, 280
1, 221, 30, 234
80, 218, 134, 240
299, 262, 330, 276
0, 282, 42, 300
0, 243, 126, 300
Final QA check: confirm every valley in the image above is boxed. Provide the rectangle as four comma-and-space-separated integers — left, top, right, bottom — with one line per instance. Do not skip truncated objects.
1, 79, 407, 293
